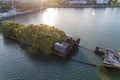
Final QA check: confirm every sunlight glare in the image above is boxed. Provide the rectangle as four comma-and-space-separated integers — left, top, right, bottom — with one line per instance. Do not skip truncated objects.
41, 8, 58, 26
92, 9, 95, 16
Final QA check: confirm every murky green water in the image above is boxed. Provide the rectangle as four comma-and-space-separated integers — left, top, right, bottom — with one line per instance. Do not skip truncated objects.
0, 8, 120, 80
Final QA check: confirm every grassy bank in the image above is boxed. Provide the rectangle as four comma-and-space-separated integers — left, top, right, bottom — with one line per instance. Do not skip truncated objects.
0, 21, 66, 54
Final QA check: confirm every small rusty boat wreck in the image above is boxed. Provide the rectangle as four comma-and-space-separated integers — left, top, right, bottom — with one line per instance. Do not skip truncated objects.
95, 47, 120, 69
52, 34, 80, 57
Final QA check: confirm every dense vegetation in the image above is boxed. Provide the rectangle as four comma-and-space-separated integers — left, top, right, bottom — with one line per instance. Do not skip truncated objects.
0, 1, 12, 11
0, 21, 66, 54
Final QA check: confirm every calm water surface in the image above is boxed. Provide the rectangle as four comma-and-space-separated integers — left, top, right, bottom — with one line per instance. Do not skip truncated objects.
0, 8, 120, 80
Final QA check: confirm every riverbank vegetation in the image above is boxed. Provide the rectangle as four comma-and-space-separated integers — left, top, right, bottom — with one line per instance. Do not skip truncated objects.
0, 1, 12, 11
0, 21, 66, 54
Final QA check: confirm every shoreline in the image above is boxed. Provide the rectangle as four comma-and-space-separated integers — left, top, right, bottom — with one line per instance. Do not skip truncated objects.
0, 4, 120, 21
0, 8, 46, 21
46, 4, 120, 8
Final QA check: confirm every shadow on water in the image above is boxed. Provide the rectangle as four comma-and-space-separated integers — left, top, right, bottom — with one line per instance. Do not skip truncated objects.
2, 36, 101, 67
2, 36, 69, 64
28, 51, 67, 63
67, 46, 79, 58
3, 37, 18, 45
99, 66, 120, 80
58, 46, 100, 67
69, 45, 102, 67
25, 45, 80, 64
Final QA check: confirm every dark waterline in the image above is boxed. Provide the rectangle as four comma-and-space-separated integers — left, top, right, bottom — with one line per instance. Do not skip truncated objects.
0, 8, 120, 80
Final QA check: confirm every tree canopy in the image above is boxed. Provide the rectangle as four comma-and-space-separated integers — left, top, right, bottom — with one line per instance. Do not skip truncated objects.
0, 21, 66, 54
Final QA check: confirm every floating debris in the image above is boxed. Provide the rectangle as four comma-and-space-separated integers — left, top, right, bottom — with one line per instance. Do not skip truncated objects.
95, 47, 120, 69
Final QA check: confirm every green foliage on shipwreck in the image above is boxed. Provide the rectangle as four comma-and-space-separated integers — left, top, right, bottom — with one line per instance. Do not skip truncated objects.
0, 21, 66, 54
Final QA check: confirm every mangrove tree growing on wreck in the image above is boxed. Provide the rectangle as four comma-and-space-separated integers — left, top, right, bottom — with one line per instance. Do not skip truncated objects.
0, 21, 66, 54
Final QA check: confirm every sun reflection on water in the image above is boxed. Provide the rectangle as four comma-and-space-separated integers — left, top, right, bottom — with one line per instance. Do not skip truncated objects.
92, 9, 95, 16
41, 8, 58, 26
